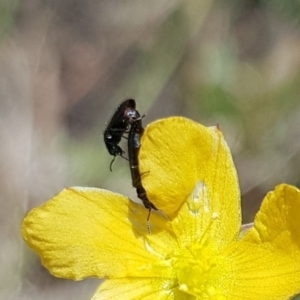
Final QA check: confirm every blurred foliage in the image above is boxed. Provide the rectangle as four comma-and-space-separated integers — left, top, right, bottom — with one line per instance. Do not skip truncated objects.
227, 0, 300, 22
0, 0, 18, 42
264, 0, 300, 23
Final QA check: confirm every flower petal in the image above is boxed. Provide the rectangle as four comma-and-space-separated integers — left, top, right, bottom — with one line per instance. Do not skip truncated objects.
216, 184, 300, 300
21, 187, 174, 280
140, 117, 241, 246
92, 278, 194, 300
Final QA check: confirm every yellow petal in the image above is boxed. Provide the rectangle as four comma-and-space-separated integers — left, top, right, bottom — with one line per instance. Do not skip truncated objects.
244, 184, 300, 246
217, 184, 300, 300
92, 278, 194, 300
140, 117, 241, 247
21, 187, 174, 280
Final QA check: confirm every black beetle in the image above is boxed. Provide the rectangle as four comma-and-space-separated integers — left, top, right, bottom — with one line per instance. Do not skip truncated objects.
127, 109, 157, 227
104, 99, 138, 171
104, 99, 157, 227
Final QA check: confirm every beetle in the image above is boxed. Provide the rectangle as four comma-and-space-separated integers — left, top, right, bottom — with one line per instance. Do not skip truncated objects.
104, 99, 138, 171
127, 110, 157, 223
104, 99, 157, 228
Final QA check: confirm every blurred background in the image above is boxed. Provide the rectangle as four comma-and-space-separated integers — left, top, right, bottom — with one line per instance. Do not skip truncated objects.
1, 0, 300, 299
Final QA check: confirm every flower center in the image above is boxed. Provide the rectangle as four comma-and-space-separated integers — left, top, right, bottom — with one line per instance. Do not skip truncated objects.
172, 184, 227, 300
173, 239, 225, 300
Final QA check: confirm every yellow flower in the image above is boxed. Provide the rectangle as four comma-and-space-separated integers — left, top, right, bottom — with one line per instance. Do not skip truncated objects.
21, 117, 300, 300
